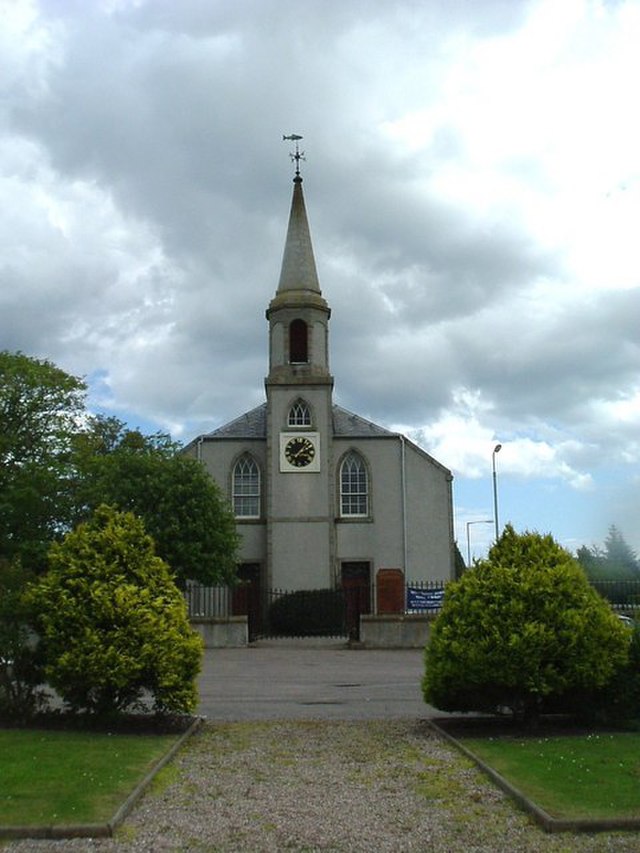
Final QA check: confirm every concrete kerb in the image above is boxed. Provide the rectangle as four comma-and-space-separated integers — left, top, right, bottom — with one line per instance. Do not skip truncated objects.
427, 718, 640, 834
0, 716, 204, 841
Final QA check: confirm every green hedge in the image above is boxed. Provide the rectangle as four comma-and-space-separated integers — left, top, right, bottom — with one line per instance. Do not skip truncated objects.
268, 589, 346, 637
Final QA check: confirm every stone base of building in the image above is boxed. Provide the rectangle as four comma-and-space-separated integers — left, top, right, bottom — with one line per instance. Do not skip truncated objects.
191, 617, 248, 648
358, 614, 434, 649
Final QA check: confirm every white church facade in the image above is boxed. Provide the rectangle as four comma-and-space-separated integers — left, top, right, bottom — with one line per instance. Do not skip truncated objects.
184, 164, 455, 599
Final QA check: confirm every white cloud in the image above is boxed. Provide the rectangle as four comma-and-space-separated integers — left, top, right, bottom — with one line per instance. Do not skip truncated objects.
1, 0, 639, 551
0, 135, 180, 388
398, 386, 594, 490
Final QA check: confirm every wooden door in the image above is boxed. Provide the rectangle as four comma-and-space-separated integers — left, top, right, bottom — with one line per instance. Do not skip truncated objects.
341, 562, 371, 640
232, 563, 261, 641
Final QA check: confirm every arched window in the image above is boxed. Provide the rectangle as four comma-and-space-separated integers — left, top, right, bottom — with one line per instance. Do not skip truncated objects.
340, 451, 369, 517
232, 454, 260, 518
289, 319, 308, 363
288, 399, 311, 427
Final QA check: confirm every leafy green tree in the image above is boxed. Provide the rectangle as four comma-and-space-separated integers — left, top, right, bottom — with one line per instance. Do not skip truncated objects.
453, 542, 466, 578
73, 416, 239, 587
604, 525, 639, 576
73, 414, 178, 462
576, 526, 639, 597
423, 525, 630, 727
29, 505, 203, 716
575, 543, 605, 578
0, 351, 86, 570
0, 559, 44, 719
0, 352, 239, 586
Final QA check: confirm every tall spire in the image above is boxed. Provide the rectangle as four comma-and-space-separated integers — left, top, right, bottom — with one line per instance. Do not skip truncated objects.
276, 175, 321, 294
266, 137, 331, 386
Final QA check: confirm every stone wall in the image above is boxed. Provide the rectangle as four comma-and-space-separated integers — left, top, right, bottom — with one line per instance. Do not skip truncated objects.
191, 616, 248, 648
358, 614, 433, 649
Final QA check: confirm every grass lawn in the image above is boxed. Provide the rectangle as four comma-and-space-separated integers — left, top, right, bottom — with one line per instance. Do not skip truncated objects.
462, 731, 640, 820
0, 729, 178, 826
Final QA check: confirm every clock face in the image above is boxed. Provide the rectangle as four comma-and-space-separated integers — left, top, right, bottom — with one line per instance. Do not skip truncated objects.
284, 436, 316, 467
280, 431, 320, 471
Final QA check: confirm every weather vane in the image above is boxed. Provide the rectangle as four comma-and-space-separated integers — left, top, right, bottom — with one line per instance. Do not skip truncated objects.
283, 133, 305, 176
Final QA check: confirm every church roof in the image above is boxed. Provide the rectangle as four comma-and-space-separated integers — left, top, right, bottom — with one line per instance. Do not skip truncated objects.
200, 402, 396, 440
332, 405, 396, 438
276, 176, 321, 295
204, 404, 267, 439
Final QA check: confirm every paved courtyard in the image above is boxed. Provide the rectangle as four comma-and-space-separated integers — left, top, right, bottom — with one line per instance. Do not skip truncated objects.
197, 643, 436, 720
9, 645, 640, 851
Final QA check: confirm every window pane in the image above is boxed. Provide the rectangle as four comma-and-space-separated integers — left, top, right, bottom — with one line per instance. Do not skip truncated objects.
340, 452, 368, 516
288, 400, 311, 426
233, 455, 260, 517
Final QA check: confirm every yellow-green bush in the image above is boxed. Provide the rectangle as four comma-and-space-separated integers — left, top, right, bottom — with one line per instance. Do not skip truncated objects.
29, 505, 203, 716
423, 525, 631, 725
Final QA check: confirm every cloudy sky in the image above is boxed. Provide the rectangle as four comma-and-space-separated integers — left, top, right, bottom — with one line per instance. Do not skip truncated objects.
2, 0, 639, 559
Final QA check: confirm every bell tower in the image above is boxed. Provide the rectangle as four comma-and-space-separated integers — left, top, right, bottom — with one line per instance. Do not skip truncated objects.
265, 159, 332, 387
264, 138, 335, 590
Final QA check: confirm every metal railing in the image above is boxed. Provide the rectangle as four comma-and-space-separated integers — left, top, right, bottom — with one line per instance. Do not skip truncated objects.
589, 579, 640, 609
184, 583, 232, 618
185, 578, 640, 620
184, 583, 371, 641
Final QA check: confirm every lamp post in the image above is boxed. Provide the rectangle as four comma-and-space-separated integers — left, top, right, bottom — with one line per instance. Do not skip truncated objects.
466, 519, 493, 566
492, 443, 502, 541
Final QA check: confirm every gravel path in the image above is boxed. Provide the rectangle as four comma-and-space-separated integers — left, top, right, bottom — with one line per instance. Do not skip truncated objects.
7, 718, 640, 852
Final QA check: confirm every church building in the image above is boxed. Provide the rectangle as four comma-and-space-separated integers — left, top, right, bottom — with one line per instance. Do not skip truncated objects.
184, 154, 455, 599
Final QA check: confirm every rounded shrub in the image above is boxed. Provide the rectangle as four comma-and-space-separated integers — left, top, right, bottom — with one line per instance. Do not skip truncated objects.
29, 505, 203, 717
423, 525, 631, 726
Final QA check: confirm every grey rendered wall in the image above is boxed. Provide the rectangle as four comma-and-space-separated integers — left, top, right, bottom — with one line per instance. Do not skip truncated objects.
266, 383, 334, 590
187, 438, 267, 565
334, 436, 454, 583
403, 441, 455, 581
334, 437, 405, 573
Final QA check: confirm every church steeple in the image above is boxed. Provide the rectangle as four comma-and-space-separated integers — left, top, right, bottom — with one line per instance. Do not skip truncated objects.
266, 154, 332, 387
276, 175, 321, 295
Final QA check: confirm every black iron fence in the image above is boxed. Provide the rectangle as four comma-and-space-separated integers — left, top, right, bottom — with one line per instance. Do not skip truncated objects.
403, 578, 640, 613
185, 577, 640, 630
184, 583, 370, 641
589, 580, 640, 609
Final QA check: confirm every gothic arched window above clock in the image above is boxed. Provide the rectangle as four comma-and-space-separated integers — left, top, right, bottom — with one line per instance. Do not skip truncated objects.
232, 453, 260, 519
340, 451, 369, 517
289, 319, 308, 363
287, 399, 311, 428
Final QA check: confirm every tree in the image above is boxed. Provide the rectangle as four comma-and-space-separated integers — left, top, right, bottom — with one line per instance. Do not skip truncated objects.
575, 544, 605, 578
423, 525, 630, 727
73, 416, 239, 587
604, 525, 639, 576
29, 505, 203, 716
576, 526, 639, 581
0, 558, 44, 719
453, 542, 466, 578
0, 351, 86, 571
0, 352, 239, 586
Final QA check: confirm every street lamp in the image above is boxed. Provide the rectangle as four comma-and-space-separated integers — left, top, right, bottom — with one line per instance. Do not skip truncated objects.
466, 519, 493, 566
492, 443, 502, 541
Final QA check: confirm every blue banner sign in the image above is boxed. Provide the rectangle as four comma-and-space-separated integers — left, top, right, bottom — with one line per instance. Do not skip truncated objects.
406, 587, 445, 611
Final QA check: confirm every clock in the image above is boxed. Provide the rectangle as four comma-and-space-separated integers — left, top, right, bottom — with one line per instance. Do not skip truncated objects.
280, 432, 320, 472
285, 436, 315, 467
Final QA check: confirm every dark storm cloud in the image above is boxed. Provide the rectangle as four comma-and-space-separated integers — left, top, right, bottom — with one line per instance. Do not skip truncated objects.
1, 0, 639, 555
